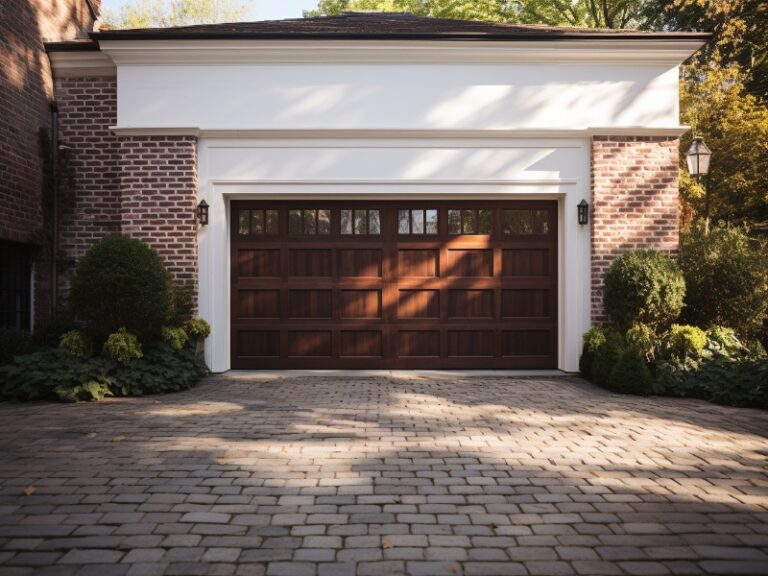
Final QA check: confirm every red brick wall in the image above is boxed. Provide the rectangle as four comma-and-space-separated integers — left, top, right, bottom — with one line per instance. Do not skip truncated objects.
0, 0, 99, 325
119, 136, 199, 285
591, 136, 680, 324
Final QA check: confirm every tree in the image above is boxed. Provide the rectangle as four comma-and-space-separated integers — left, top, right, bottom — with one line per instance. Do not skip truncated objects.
103, 0, 253, 29
679, 65, 768, 227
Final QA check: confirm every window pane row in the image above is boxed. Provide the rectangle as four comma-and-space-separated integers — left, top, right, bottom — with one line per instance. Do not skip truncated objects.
238, 208, 550, 236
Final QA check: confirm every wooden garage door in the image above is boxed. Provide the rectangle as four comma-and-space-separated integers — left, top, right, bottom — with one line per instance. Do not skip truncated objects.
231, 201, 557, 369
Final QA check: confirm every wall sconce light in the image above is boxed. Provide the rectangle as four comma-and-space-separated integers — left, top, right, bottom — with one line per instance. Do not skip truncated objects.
196, 200, 209, 226
577, 199, 589, 226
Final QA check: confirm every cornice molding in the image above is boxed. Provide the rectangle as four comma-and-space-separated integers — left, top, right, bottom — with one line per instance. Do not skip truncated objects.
110, 127, 690, 138
98, 39, 704, 67
48, 50, 116, 77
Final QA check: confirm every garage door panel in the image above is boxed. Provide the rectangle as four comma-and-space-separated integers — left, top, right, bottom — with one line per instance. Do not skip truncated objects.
288, 290, 332, 319
231, 201, 558, 369
446, 249, 494, 277
339, 249, 383, 277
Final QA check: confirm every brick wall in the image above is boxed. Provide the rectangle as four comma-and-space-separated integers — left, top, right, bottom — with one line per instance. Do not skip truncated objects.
119, 136, 199, 285
590, 136, 680, 324
0, 0, 99, 324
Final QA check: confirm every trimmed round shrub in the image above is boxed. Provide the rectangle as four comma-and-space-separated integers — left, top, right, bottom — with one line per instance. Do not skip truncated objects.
604, 250, 685, 331
680, 221, 768, 336
607, 347, 660, 395
592, 329, 625, 386
667, 324, 707, 359
625, 323, 656, 361
580, 326, 606, 380
187, 317, 211, 341
70, 235, 172, 341
59, 329, 92, 358
103, 328, 143, 364
161, 326, 188, 351
0, 328, 33, 366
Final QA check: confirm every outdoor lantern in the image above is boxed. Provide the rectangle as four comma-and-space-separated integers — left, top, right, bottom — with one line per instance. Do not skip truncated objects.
196, 199, 209, 225
686, 137, 712, 181
577, 199, 589, 225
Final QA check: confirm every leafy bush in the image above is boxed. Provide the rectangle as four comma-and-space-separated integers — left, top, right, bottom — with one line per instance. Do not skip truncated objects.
0, 328, 34, 365
657, 356, 768, 409
187, 317, 211, 341
31, 316, 77, 348
161, 326, 188, 351
103, 328, 142, 364
680, 221, 768, 337
608, 347, 661, 395
169, 282, 196, 326
69, 235, 172, 341
604, 250, 685, 331
592, 329, 625, 386
0, 344, 207, 402
705, 325, 751, 360
666, 324, 707, 360
59, 329, 92, 358
625, 323, 656, 361
579, 326, 606, 379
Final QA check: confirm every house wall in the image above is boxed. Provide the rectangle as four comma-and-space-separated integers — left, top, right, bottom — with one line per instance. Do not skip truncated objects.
590, 136, 680, 323
115, 62, 681, 131
0, 0, 99, 325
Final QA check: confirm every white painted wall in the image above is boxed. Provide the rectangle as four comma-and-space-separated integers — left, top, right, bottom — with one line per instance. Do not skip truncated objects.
117, 63, 680, 131
197, 138, 591, 373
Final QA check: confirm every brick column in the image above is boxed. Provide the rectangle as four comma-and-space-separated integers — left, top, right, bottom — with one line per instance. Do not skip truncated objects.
118, 135, 198, 286
590, 136, 680, 324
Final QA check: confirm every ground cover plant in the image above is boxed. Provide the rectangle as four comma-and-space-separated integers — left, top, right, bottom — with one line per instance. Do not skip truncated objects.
0, 235, 210, 402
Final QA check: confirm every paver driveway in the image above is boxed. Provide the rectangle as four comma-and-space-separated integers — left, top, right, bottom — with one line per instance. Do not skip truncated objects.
1, 374, 767, 576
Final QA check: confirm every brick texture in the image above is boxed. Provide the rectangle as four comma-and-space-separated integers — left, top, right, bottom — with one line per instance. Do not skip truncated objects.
119, 136, 199, 284
590, 136, 680, 324
0, 0, 99, 324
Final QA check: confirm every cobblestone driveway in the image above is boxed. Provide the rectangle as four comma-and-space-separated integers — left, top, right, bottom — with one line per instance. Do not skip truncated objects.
1, 374, 767, 576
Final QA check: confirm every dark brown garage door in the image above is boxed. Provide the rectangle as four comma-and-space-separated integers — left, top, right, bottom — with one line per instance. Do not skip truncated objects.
231, 200, 557, 369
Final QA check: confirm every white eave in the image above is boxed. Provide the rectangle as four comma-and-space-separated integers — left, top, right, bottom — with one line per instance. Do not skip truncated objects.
47, 49, 116, 77
95, 38, 705, 67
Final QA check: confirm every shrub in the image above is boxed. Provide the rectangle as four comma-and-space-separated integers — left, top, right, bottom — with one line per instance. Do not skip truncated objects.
680, 221, 768, 337
667, 324, 707, 360
161, 326, 188, 351
705, 325, 751, 360
102, 328, 142, 364
592, 329, 625, 386
59, 329, 92, 358
580, 326, 606, 379
625, 323, 656, 361
0, 344, 208, 402
0, 328, 34, 366
607, 347, 660, 395
603, 250, 685, 331
31, 316, 77, 348
169, 282, 196, 326
187, 317, 211, 341
657, 356, 768, 409
69, 235, 172, 341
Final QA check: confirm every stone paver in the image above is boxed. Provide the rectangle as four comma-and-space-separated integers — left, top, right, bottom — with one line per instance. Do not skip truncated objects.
1, 374, 767, 576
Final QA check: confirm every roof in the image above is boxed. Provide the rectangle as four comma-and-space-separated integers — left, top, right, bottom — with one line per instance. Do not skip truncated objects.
87, 12, 710, 42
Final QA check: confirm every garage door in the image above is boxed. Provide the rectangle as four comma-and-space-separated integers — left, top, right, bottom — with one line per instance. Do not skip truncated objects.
231, 201, 557, 369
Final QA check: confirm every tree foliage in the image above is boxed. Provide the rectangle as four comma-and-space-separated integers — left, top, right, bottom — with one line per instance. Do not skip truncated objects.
103, 0, 253, 29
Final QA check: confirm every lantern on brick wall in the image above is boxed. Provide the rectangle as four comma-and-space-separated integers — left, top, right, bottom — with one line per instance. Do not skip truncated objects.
196, 200, 209, 226
577, 199, 589, 226
685, 137, 711, 182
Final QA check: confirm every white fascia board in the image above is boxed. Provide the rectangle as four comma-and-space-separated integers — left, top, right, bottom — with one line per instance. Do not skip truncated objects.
110, 127, 690, 138
99, 39, 705, 67
48, 50, 116, 77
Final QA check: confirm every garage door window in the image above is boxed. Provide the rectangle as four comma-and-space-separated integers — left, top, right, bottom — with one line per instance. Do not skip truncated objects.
289, 209, 331, 235
238, 209, 279, 235
503, 209, 549, 235
448, 209, 492, 235
341, 209, 381, 235
398, 209, 438, 235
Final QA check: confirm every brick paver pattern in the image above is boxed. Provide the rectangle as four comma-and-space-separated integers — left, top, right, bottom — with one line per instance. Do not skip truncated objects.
1, 374, 767, 576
